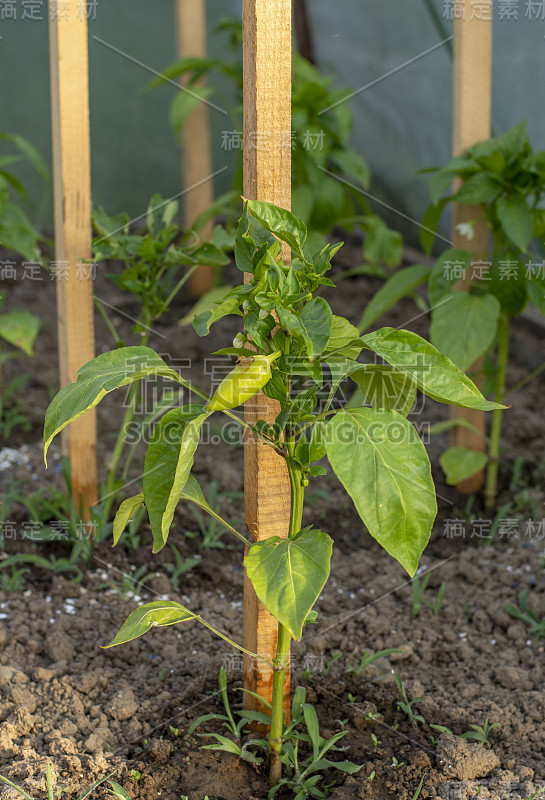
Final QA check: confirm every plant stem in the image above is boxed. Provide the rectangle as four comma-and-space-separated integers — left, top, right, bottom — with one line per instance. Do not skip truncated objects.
269, 622, 291, 787
103, 381, 140, 520
485, 311, 510, 512
505, 357, 545, 398
269, 445, 305, 788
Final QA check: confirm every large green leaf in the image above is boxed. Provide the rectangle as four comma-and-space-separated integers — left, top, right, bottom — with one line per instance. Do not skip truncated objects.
439, 447, 488, 485
244, 527, 332, 641
428, 248, 472, 306
246, 199, 307, 256
325, 408, 436, 575
143, 406, 209, 552
298, 298, 333, 358
361, 327, 505, 411
180, 285, 233, 326
358, 264, 430, 332
350, 365, 416, 417
496, 196, 533, 252
113, 493, 145, 546
192, 296, 241, 336
103, 601, 196, 648
453, 172, 501, 204
44, 347, 186, 465
169, 86, 214, 137
527, 277, 545, 316
323, 315, 362, 360
0, 310, 39, 355
430, 291, 500, 371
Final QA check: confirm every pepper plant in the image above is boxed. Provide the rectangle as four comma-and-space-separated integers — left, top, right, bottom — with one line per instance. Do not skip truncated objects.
43, 200, 502, 788
91, 193, 231, 519
358, 121, 545, 509
423, 121, 545, 508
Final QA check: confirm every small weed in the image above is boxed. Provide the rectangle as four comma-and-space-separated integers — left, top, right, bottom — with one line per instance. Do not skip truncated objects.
461, 718, 499, 747
0, 565, 28, 592
323, 651, 342, 676
164, 543, 200, 589
97, 564, 155, 601
348, 647, 401, 675
391, 756, 405, 768
169, 726, 179, 738
129, 770, 141, 782
392, 670, 426, 726
0, 762, 115, 800
371, 733, 381, 749
506, 590, 545, 641
411, 573, 446, 617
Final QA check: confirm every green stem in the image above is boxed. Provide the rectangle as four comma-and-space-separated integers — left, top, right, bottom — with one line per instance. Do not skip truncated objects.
163, 264, 199, 309
269, 445, 305, 788
94, 295, 124, 347
196, 617, 275, 669
103, 380, 140, 520
505, 358, 545, 398
485, 311, 510, 512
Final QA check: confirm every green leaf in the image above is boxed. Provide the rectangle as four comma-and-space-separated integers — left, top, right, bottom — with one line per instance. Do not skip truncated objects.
143, 407, 209, 552
488, 257, 528, 315
303, 703, 321, 760
44, 347, 185, 466
361, 327, 505, 411
169, 86, 214, 137
430, 291, 500, 371
324, 315, 362, 360
453, 172, 501, 204
193, 296, 241, 336
428, 248, 472, 306
330, 147, 370, 189
350, 365, 416, 417
420, 198, 449, 254
496, 196, 533, 252
358, 264, 430, 332
527, 277, 545, 316
299, 298, 333, 358
244, 527, 332, 641
113, 493, 145, 546
439, 447, 488, 485
363, 215, 403, 268
325, 408, 436, 576
246, 199, 307, 256
180, 285, 233, 326
497, 121, 528, 161
0, 310, 39, 355
103, 601, 196, 647
0, 203, 40, 261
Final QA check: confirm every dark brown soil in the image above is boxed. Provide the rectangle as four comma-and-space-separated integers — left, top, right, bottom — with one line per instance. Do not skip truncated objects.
1, 244, 544, 800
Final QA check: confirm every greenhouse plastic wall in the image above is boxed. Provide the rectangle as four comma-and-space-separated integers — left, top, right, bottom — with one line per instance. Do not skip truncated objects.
1, 0, 543, 247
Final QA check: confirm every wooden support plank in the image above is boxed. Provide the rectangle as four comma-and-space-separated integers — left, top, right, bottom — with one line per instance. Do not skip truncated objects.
242, 0, 292, 718
49, 0, 97, 518
176, 0, 215, 296
450, 0, 492, 493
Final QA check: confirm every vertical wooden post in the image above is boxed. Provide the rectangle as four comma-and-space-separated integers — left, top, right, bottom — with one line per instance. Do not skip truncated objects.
242, 0, 292, 717
450, 0, 492, 493
176, 0, 215, 296
49, 0, 97, 517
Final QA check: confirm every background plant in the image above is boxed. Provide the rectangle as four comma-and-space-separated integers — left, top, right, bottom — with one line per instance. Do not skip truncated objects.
359, 121, 545, 509
43, 199, 502, 789
150, 17, 403, 274
91, 193, 230, 519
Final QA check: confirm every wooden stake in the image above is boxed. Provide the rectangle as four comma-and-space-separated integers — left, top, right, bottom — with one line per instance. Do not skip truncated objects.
176, 0, 215, 296
49, 0, 97, 518
242, 0, 292, 718
450, 0, 492, 493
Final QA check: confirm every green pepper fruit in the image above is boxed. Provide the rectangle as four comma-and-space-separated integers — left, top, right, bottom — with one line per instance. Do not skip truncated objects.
207, 351, 282, 412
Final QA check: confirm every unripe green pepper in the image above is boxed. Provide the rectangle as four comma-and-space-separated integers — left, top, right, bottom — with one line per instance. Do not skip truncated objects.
207, 351, 281, 412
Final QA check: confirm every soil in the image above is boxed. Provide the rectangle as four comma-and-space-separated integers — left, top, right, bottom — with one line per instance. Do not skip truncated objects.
0, 241, 544, 800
